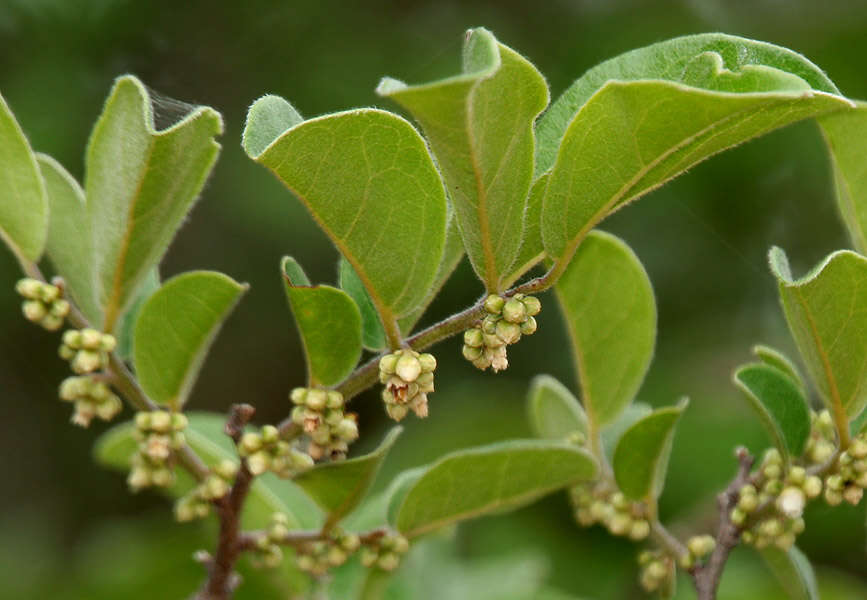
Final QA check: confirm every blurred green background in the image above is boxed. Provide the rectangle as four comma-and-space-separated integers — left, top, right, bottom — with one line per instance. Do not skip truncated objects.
2, 0, 867, 598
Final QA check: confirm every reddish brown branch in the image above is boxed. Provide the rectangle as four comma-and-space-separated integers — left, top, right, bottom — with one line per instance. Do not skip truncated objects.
690, 447, 754, 600
194, 404, 256, 600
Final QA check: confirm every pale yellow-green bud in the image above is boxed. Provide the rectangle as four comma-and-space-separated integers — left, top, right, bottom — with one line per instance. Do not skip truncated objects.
71, 349, 101, 373
128, 467, 151, 490
495, 320, 522, 345
810, 440, 835, 464
150, 410, 173, 433
151, 468, 174, 487
95, 395, 122, 421
80, 328, 103, 350
16, 278, 42, 299
776, 487, 806, 519
379, 353, 399, 374
730, 508, 746, 526
484, 294, 505, 314
629, 519, 650, 541
39, 284, 59, 303
502, 298, 527, 324
22, 300, 46, 322
850, 438, 867, 459
377, 552, 400, 571
825, 488, 843, 506
41, 314, 64, 331
247, 451, 270, 476
687, 535, 716, 558
395, 353, 422, 383
262, 424, 279, 444
171, 413, 188, 431
520, 316, 538, 335
216, 459, 238, 481
326, 390, 344, 409
100, 334, 116, 352
418, 353, 437, 372
49, 299, 70, 318
645, 560, 668, 580
522, 296, 541, 316
306, 389, 327, 411
335, 418, 359, 442
239, 432, 263, 455
464, 328, 484, 348
826, 474, 844, 491
341, 533, 361, 552
290, 387, 307, 404
843, 485, 864, 506
764, 448, 783, 465
135, 411, 152, 430
787, 466, 806, 485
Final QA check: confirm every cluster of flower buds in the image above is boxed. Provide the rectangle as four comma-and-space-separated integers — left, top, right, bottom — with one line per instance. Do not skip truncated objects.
294, 528, 361, 576
637, 551, 675, 595
127, 410, 188, 491
678, 535, 716, 569
238, 424, 314, 477
732, 449, 818, 551
805, 409, 837, 466
251, 513, 289, 568
59, 328, 116, 374
570, 483, 650, 542
461, 293, 540, 372
175, 459, 238, 522
15, 278, 70, 331
359, 532, 410, 572
58, 375, 122, 427
290, 388, 359, 460
823, 431, 867, 506
378, 349, 436, 421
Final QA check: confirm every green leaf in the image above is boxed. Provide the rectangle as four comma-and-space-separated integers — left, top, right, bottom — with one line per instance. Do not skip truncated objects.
35, 154, 101, 324
527, 374, 588, 441
282, 257, 362, 386
553, 230, 656, 429
241, 94, 303, 158
752, 344, 805, 389
760, 546, 819, 600
339, 258, 386, 351
378, 27, 549, 291
601, 402, 653, 461
818, 103, 867, 254
769, 247, 867, 429
94, 412, 323, 529
244, 95, 447, 329
0, 91, 47, 264
538, 56, 851, 262
536, 33, 841, 176
133, 271, 246, 410
613, 400, 687, 501
86, 75, 223, 332
503, 172, 549, 287
115, 268, 159, 361
395, 439, 597, 538
397, 210, 465, 333
293, 427, 401, 528
733, 363, 810, 461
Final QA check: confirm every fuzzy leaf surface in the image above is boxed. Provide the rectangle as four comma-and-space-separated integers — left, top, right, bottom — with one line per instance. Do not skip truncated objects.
734, 363, 810, 460
86, 76, 223, 332
770, 248, 867, 424
378, 27, 548, 291
554, 230, 656, 428
760, 546, 819, 600
133, 271, 246, 410
613, 400, 686, 501
536, 33, 841, 175
541, 79, 851, 262
244, 95, 447, 324
95, 412, 322, 529
0, 91, 47, 263
283, 257, 362, 386
819, 103, 867, 254
504, 172, 549, 287
36, 154, 101, 323
395, 440, 597, 538
527, 374, 588, 441
293, 427, 401, 528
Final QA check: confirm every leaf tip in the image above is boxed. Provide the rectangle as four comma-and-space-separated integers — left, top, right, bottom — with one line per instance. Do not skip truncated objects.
242, 94, 303, 159
375, 77, 407, 97
768, 246, 793, 283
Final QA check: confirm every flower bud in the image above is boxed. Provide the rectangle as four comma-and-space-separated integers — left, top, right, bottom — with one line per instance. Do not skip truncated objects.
484, 294, 505, 314
418, 353, 436, 372
80, 328, 103, 350
15, 278, 42, 299
502, 298, 527, 324
72, 350, 102, 374
463, 328, 484, 348
687, 535, 716, 558
262, 425, 279, 444
520, 316, 537, 335
521, 296, 541, 316
395, 353, 422, 383
100, 334, 116, 352
22, 300, 46, 322
843, 485, 864, 506
150, 410, 173, 433
495, 320, 521, 345
306, 389, 327, 411
629, 519, 650, 541
850, 438, 867, 459
776, 487, 806, 519
377, 552, 400, 571
326, 390, 344, 409
239, 432, 263, 455
802, 475, 822, 498
824, 488, 843, 506
335, 418, 359, 442
247, 451, 271, 476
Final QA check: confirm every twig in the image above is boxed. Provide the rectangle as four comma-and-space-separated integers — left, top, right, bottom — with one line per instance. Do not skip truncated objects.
690, 447, 754, 600
195, 404, 257, 600
237, 526, 388, 552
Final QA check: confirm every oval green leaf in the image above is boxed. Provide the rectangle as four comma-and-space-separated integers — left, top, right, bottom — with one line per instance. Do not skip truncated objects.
133, 271, 246, 410
86, 76, 223, 333
293, 427, 401, 529
244, 96, 447, 327
819, 103, 867, 254
613, 400, 687, 501
282, 256, 362, 387
378, 27, 548, 291
536, 33, 841, 176
36, 153, 101, 324
769, 248, 867, 431
752, 344, 805, 389
553, 230, 656, 429
541, 78, 851, 263
339, 257, 387, 351
527, 374, 588, 441
395, 439, 597, 538
0, 91, 47, 264
734, 363, 810, 461
94, 412, 322, 529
